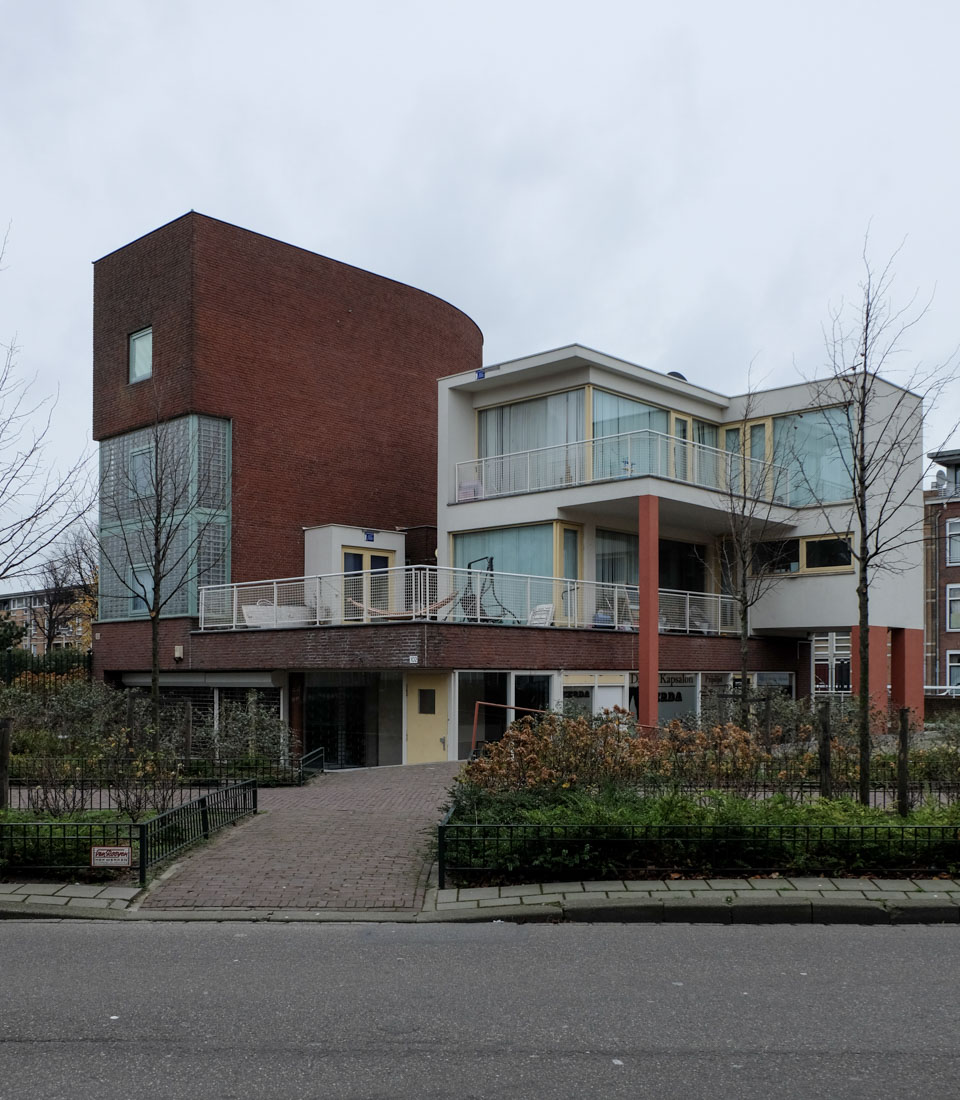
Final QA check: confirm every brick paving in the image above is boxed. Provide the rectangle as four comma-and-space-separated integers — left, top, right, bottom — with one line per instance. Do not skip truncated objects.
140, 762, 460, 911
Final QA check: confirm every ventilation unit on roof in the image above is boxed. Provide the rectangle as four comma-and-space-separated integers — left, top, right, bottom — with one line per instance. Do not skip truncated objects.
666, 371, 687, 381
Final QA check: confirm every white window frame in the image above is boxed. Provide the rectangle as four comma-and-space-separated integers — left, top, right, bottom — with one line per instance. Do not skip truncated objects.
949, 585, 960, 632
129, 327, 153, 384
947, 519, 960, 566
947, 651, 960, 688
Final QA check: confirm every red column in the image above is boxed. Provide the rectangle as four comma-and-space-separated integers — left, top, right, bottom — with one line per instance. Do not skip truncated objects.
890, 627, 924, 725
850, 625, 889, 726
636, 495, 659, 728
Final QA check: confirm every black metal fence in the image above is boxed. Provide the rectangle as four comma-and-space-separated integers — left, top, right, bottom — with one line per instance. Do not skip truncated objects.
9, 752, 322, 789
0, 781, 257, 884
437, 818, 960, 888
0, 649, 92, 689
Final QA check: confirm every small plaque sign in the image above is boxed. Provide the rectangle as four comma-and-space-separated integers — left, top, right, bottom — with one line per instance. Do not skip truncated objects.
91, 846, 132, 868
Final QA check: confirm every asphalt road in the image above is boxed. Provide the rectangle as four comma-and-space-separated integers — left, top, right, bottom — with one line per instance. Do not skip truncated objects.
1, 921, 958, 1099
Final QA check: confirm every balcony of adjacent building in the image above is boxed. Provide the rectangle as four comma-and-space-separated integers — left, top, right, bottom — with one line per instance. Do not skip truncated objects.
198, 563, 740, 637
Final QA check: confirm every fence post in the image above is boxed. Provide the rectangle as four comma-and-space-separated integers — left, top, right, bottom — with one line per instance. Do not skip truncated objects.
763, 696, 773, 746
0, 717, 10, 812
437, 823, 446, 891
200, 795, 210, 839
138, 821, 148, 885
897, 706, 910, 818
818, 701, 832, 800
252, 782, 258, 814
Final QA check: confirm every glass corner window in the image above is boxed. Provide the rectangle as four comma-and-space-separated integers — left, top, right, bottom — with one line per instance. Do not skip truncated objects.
129, 327, 153, 384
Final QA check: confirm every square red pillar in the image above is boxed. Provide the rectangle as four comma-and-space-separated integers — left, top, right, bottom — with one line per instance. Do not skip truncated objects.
850, 625, 889, 728
636, 495, 659, 728
890, 627, 924, 725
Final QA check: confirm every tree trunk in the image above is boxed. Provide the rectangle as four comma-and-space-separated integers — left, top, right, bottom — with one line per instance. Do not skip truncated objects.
739, 600, 750, 731
857, 553, 871, 806
150, 611, 161, 750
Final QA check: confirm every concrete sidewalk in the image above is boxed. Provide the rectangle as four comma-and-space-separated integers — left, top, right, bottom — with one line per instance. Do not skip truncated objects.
4, 873, 960, 924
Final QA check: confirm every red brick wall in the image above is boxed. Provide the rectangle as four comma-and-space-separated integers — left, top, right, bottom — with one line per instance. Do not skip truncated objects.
925, 496, 960, 682
93, 213, 483, 585
94, 619, 806, 680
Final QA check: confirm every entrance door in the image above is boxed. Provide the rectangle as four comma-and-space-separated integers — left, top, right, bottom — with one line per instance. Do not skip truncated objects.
406, 673, 449, 764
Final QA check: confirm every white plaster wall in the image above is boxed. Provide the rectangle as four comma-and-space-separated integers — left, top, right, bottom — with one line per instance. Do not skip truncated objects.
303, 525, 407, 577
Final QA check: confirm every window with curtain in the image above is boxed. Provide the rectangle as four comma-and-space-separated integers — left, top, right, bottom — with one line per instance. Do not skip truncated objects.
773, 408, 853, 506
453, 524, 554, 577
596, 529, 639, 585
592, 392, 669, 479
478, 390, 584, 457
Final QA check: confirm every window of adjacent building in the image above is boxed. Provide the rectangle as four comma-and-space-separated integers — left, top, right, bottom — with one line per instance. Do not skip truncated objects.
949, 585, 960, 631
948, 652, 960, 687
129, 327, 152, 384
947, 519, 960, 566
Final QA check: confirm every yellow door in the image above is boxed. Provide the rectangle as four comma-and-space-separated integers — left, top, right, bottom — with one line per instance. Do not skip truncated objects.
406, 673, 449, 764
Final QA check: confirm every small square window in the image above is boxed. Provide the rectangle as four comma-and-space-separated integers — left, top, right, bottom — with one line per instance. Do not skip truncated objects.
129, 327, 152, 383
418, 689, 436, 715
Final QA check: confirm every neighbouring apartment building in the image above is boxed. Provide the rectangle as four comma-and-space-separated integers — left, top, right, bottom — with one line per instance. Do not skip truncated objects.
92, 213, 925, 766
0, 588, 92, 655
924, 449, 960, 697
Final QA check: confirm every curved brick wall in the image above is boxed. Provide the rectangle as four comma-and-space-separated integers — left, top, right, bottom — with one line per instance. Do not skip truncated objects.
93, 212, 483, 585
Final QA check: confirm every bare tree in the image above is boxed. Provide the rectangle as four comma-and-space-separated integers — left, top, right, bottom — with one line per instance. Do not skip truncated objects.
31, 524, 99, 651
0, 230, 90, 580
712, 384, 796, 729
798, 244, 956, 803
98, 405, 230, 736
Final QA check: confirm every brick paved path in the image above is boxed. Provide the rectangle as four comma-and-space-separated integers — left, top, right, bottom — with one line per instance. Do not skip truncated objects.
141, 762, 460, 911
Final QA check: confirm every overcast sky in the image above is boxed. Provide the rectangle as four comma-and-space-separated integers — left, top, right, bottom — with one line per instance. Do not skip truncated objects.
2, 0, 959, 502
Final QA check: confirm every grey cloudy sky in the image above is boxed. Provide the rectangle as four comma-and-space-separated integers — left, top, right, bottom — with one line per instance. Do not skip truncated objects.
3, 0, 959, 484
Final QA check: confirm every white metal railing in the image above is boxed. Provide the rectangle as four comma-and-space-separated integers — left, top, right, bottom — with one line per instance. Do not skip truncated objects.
198, 565, 739, 636
925, 684, 960, 697
455, 429, 793, 504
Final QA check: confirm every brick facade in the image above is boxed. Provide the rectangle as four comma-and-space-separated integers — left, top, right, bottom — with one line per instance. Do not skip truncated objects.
93, 213, 482, 585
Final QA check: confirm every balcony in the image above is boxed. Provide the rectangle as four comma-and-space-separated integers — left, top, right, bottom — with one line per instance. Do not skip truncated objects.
455, 429, 792, 504
198, 565, 739, 636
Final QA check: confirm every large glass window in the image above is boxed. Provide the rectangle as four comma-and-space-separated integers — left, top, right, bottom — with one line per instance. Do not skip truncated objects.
453, 524, 553, 577
804, 537, 852, 570
659, 539, 706, 591
478, 390, 584, 457
457, 671, 508, 758
773, 407, 853, 505
592, 391, 669, 480
129, 327, 152, 384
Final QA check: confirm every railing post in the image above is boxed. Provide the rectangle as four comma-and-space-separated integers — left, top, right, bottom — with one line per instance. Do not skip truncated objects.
232, 585, 239, 630
438, 823, 446, 890
138, 821, 148, 885
200, 795, 210, 839
897, 707, 910, 818
818, 702, 833, 800
272, 581, 279, 626
0, 717, 11, 811
252, 782, 258, 814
